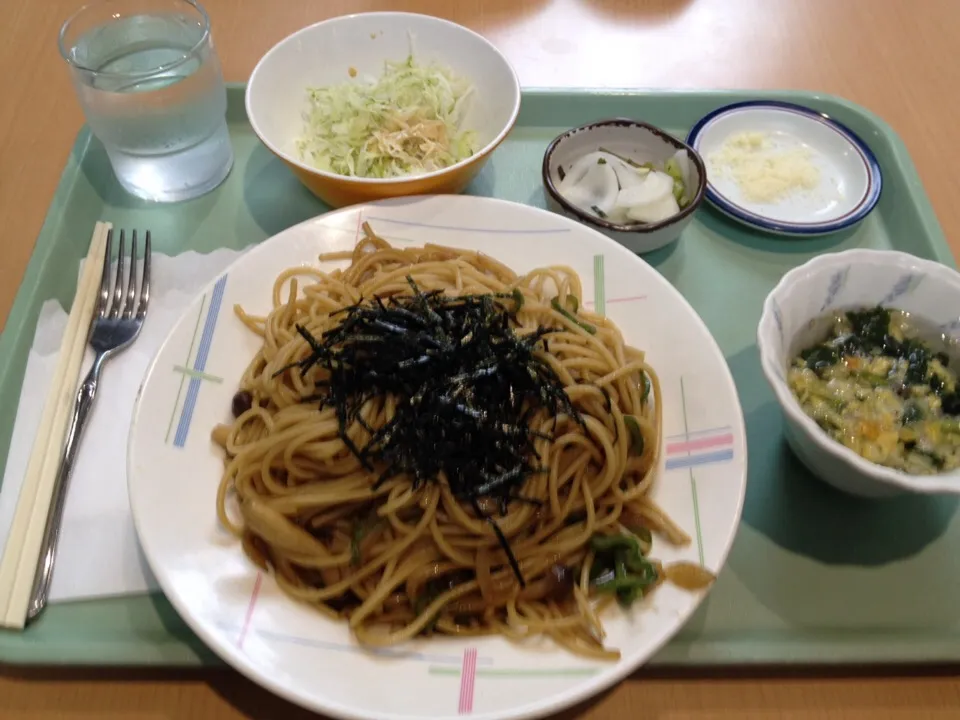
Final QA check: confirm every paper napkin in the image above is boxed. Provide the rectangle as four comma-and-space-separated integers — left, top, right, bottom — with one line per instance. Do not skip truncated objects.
0, 248, 245, 603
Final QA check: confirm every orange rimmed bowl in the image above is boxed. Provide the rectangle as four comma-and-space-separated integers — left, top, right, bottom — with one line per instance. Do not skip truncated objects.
245, 12, 521, 208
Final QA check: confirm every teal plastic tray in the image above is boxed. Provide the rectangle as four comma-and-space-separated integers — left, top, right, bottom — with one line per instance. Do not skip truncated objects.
1, 86, 958, 667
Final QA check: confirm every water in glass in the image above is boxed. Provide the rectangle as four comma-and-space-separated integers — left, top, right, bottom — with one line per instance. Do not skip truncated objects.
62, 1, 233, 202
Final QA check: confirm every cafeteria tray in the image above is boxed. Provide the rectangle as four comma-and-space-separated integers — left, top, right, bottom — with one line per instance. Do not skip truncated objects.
1, 85, 958, 667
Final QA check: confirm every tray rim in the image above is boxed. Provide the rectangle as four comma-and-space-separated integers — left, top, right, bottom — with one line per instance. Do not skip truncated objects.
1, 85, 952, 397
0, 85, 957, 668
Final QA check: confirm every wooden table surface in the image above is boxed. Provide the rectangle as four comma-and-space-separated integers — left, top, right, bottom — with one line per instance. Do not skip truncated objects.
2, 0, 960, 717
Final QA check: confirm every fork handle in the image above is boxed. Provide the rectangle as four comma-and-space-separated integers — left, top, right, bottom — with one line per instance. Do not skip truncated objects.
26, 352, 108, 622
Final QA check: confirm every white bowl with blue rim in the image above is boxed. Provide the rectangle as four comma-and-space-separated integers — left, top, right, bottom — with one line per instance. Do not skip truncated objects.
758, 249, 960, 498
688, 101, 882, 236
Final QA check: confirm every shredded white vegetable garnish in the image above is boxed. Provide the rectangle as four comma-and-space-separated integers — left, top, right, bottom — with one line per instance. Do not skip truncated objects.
296, 56, 478, 179
556, 149, 691, 225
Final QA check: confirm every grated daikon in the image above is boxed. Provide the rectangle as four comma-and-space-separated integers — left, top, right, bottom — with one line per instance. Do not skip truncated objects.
708, 131, 820, 204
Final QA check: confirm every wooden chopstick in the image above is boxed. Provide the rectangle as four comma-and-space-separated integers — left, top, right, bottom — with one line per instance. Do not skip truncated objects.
0, 221, 111, 629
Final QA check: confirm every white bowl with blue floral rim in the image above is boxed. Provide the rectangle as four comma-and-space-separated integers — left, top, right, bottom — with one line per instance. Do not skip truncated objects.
758, 249, 960, 498
687, 101, 882, 236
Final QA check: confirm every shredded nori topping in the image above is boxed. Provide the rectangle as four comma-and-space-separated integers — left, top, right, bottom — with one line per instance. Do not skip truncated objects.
287, 277, 587, 586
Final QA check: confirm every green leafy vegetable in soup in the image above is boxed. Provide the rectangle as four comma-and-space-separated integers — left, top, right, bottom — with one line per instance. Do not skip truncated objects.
788, 306, 960, 474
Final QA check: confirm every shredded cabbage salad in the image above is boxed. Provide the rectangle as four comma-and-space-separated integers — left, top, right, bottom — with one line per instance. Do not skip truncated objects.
296, 56, 478, 179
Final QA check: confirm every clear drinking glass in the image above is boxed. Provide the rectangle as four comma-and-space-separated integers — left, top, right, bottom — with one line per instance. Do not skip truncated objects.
59, 0, 234, 202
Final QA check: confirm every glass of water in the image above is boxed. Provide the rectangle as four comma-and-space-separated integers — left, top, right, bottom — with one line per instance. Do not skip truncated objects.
59, 0, 233, 202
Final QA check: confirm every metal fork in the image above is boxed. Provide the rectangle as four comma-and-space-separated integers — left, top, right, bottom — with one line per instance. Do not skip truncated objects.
27, 229, 151, 623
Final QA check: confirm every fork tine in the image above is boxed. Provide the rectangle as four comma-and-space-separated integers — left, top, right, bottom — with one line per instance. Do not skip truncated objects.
109, 230, 125, 319
98, 229, 114, 318
122, 230, 138, 319
137, 231, 151, 320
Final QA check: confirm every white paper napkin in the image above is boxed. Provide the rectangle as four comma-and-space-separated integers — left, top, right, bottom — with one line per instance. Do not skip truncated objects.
0, 248, 245, 603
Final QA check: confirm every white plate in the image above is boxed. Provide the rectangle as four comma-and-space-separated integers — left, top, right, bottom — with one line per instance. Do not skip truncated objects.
686, 101, 882, 236
128, 195, 747, 720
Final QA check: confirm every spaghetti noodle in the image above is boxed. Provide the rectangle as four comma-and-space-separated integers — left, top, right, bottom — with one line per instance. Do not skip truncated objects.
212, 225, 711, 659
